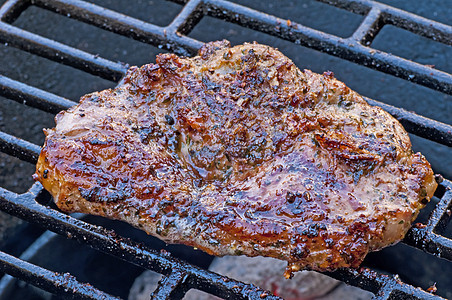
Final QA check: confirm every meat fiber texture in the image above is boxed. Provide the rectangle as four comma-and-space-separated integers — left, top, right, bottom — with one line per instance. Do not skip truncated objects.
34, 40, 437, 276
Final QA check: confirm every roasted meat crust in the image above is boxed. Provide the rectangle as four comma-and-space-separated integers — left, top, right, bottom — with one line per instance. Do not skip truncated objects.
34, 40, 437, 276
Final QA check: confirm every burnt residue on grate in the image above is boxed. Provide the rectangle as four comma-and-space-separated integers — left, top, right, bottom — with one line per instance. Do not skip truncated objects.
0, 0, 450, 299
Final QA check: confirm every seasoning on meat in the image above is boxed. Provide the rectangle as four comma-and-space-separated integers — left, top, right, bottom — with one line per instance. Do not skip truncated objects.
33, 40, 437, 277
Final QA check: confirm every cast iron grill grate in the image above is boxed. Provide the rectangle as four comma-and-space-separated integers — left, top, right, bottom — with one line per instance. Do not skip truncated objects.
0, 0, 451, 299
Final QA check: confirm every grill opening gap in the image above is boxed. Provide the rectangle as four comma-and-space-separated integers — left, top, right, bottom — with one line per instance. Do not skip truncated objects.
0, 215, 40, 258
0, 44, 115, 100
86, 0, 183, 27
11, 5, 168, 67
227, 0, 365, 38
437, 205, 452, 239
409, 134, 452, 181
434, 210, 452, 237
1, 278, 53, 300
128, 269, 164, 300
363, 243, 452, 299
371, 25, 452, 74
35, 189, 58, 209
1, 228, 146, 299
412, 194, 440, 226
0, 152, 35, 194
376, 0, 451, 26
0, 95, 54, 146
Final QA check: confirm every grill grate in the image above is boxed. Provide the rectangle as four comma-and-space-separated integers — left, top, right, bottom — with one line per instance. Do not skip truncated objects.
0, 0, 451, 299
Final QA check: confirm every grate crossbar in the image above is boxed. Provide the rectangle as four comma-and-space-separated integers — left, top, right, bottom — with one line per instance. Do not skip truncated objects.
350, 6, 383, 45
151, 269, 190, 300
167, 0, 204, 35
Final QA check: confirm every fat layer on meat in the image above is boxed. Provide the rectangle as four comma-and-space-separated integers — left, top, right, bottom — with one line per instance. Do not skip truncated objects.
34, 40, 437, 276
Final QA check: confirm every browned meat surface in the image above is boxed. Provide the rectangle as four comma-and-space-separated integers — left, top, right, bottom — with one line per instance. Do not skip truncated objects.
34, 40, 437, 276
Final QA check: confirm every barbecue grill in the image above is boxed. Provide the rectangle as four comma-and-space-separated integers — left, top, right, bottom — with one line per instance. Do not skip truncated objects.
0, 0, 450, 299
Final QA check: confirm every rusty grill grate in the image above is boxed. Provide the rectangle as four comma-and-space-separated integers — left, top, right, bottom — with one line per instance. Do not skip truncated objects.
0, 0, 451, 299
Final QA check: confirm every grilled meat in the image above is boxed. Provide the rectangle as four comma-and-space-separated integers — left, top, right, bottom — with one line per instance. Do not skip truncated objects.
34, 40, 437, 276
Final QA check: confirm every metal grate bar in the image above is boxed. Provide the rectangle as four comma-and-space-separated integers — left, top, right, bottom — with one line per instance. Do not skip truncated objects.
0, 0, 30, 23
425, 182, 451, 232
31, 0, 202, 57
0, 250, 121, 299
0, 131, 40, 163
150, 270, 189, 300
326, 268, 445, 300
350, 6, 383, 45
0, 184, 281, 300
167, 0, 204, 35
200, 0, 452, 95
318, 0, 452, 45
0, 22, 127, 82
161, 0, 205, 53
0, 74, 75, 113
363, 97, 452, 148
